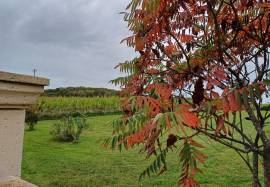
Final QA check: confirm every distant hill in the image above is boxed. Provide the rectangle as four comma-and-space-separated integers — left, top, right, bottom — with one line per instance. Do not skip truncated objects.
43, 87, 120, 97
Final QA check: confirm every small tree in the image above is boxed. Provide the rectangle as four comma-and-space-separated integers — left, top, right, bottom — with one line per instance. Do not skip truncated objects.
109, 1, 270, 186
25, 106, 39, 131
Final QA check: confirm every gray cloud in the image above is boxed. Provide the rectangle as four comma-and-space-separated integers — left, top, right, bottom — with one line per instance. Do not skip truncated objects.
0, 0, 135, 89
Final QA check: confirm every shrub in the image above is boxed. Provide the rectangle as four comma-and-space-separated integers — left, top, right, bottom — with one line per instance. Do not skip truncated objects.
50, 115, 88, 142
25, 106, 39, 131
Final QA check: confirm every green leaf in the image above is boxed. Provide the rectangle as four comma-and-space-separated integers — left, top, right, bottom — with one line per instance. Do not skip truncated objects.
139, 149, 168, 181
146, 168, 150, 177
157, 156, 161, 168
160, 151, 166, 164
263, 79, 270, 85
111, 136, 117, 149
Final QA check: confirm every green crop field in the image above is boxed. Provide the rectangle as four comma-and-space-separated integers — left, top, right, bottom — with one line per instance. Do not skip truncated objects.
22, 115, 262, 187
37, 96, 122, 119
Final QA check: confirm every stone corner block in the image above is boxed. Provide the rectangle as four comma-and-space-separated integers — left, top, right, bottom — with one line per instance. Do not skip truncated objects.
0, 176, 37, 187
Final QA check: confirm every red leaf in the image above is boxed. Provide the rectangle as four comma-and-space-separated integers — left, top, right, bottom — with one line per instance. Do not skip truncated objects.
222, 87, 229, 96
215, 115, 225, 134
165, 113, 172, 129
222, 97, 230, 113
213, 68, 228, 81
206, 82, 213, 90
193, 150, 206, 164
126, 121, 157, 147
180, 177, 198, 187
147, 68, 159, 75
210, 91, 220, 99
135, 36, 144, 51
180, 104, 200, 128
179, 34, 194, 43
189, 139, 205, 148
228, 92, 240, 112
208, 78, 222, 86
165, 45, 174, 54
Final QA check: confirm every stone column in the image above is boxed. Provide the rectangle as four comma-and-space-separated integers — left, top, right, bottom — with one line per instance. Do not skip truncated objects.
0, 71, 49, 184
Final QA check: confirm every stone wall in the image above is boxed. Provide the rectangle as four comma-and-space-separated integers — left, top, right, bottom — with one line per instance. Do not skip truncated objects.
0, 71, 49, 186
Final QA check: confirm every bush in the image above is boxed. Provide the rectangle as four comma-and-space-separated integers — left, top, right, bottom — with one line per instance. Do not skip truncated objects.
25, 106, 39, 131
50, 115, 88, 142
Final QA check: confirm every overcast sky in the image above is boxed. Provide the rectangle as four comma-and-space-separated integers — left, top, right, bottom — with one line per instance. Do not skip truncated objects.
0, 0, 135, 89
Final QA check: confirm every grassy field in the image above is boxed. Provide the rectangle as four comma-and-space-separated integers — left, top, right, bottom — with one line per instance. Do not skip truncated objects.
22, 115, 256, 187
38, 97, 121, 119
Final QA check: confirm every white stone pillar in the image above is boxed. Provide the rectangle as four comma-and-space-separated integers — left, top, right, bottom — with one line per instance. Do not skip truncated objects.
0, 109, 26, 177
0, 71, 49, 184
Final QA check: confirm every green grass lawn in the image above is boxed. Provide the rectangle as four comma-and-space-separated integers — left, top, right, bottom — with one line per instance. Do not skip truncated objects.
22, 115, 255, 187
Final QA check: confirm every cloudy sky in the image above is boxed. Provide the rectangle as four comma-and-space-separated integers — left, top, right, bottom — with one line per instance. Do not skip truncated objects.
0, 0, 135, 89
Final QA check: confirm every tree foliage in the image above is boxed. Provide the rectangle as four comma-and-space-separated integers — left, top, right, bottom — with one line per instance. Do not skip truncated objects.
44, 87, 119, 97
109, 0, 270, 186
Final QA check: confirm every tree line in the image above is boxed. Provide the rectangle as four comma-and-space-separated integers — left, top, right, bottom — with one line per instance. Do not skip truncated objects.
43, 87, 119, 97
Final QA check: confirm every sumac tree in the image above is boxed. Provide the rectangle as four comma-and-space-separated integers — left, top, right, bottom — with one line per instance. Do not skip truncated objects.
108, 1, 270, 186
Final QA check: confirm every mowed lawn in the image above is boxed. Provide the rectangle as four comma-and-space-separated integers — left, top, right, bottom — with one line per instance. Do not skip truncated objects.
22, 115, 256, 187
